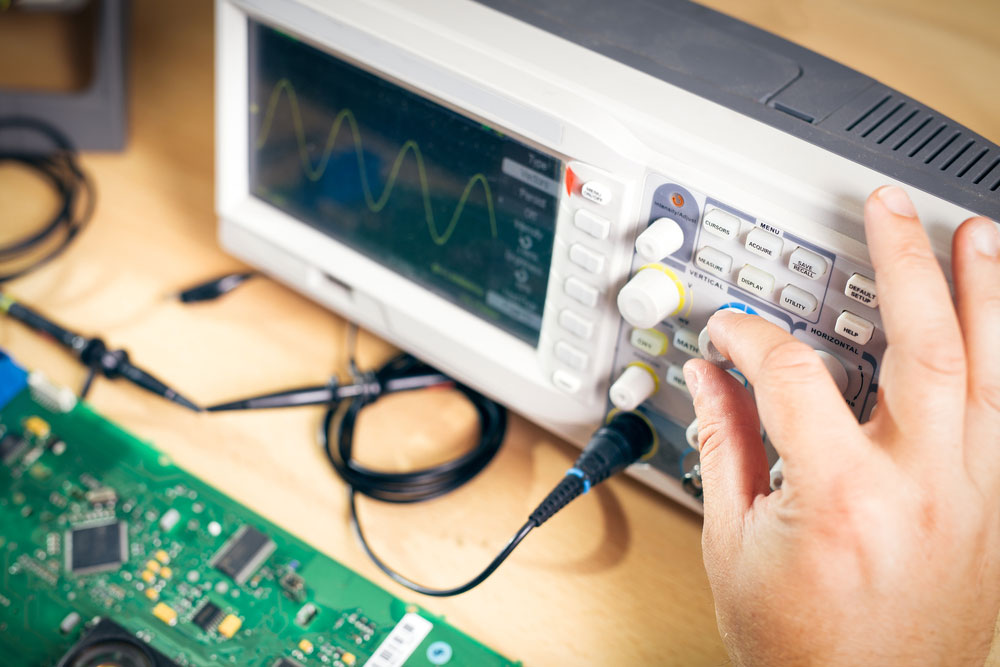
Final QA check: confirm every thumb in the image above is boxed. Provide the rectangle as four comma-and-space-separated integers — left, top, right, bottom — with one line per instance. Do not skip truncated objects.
683, 359, 770, 539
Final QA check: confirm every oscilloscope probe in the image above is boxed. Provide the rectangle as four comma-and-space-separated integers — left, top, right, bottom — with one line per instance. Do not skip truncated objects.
317, 350, 655, 596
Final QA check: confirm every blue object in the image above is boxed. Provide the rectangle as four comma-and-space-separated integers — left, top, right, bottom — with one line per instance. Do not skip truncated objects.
565, 467, 591, 494
0, 349, 29, 411
427, 641, 453, 665
716, 301, 758, 315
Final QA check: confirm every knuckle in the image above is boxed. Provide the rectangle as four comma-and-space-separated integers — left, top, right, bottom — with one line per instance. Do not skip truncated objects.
756, 339, 825, 383
906, 338, 966, 379
878, 238, 937, 275
971, 382, 1000, 417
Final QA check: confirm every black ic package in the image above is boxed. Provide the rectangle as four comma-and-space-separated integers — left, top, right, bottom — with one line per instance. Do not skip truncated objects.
192, 600, 224, 631
271, 659, 304, 667
66, 520, 128, 574
0, 433, 28, 464
210, 525, 276, 584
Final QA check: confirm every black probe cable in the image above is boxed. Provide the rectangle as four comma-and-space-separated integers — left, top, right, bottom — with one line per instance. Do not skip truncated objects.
319, 353, 655, 597
0, 117, 95, 283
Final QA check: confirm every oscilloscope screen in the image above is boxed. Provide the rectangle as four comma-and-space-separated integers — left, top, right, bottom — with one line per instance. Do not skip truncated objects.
248, 21, 562, 346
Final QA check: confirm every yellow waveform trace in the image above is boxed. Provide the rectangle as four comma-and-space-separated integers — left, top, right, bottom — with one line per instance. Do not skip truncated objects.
255, 78, 497, 245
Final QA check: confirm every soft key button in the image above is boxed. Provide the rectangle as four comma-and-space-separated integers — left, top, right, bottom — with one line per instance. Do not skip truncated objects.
745, 228, 782, 260
555, 341, 589, 370
630, 328, 668, 356
778, 284, 818, 315
552, 369, 581, 394
702, 208, 740, 240
845, 273, 878, 308
573, 209, 611, 240
580, 181, 612, 206
564, 276, 599, 307
788, 246, 828, 280
737, 264, 775, 296
834, 310, 875, 345
695, 246, 732, 276
558, 309, 595, 340
673, 328, 700, 357
568, 243, 606, 274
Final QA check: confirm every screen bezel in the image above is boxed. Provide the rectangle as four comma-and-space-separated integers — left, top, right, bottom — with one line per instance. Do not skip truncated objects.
245, 19, 568, 347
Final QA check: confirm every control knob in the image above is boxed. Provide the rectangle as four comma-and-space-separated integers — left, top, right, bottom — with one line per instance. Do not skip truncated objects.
609, 365, 658, 411
635, 218, 684, 261
617, 264, 684, 329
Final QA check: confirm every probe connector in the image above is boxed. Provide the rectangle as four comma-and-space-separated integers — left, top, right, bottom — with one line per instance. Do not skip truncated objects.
529, 411, 654, 527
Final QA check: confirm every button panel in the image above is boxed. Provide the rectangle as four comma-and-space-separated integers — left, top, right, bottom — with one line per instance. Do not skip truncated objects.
603, 173, 886, 505
835, 310, 875, 344
845, 273, 878, 308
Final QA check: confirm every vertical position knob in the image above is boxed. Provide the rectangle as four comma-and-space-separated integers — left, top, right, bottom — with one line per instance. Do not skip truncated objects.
609, 364, 658, 411
617, 265, 684, 329
635, 218, 685, 261
815, 349, 849, 394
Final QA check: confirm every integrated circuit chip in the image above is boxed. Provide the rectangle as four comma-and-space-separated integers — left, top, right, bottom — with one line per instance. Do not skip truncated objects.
210, 525, 275, 584
0, 433, 28, 464
192, 600, 224, 631
65, 520, 128, 574
271, 659, 305, 667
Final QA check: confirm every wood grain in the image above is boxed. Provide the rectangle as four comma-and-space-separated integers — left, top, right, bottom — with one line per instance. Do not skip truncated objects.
1, 1, 996, 664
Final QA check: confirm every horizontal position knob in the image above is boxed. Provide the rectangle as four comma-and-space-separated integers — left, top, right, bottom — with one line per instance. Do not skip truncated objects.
635, 218, 684, 261
815, 349, 849, 395
617, 265, 684, 329
609, 364, 658, 411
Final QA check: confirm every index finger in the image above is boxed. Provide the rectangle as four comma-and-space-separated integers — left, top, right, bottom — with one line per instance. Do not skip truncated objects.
707, 310, 862, 480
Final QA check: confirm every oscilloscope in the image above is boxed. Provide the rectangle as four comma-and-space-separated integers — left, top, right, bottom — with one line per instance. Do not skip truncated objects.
216, 0, 1000, 511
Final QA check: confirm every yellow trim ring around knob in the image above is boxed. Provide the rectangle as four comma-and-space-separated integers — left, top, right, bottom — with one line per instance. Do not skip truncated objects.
638, 263, 688, 317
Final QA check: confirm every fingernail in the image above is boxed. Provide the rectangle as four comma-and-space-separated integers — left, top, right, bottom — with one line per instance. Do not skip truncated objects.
970, 218, 1000, 258
876, 186, 917, 218
683, 363, 700, 399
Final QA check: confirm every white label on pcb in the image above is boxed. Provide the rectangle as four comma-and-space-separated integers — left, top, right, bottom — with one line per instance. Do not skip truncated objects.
363, 613, 433, 667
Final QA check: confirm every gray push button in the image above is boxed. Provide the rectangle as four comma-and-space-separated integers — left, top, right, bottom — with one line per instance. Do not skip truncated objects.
745, 228, 782, 260
788, 247, 828, 280
845, 273, 878, 308
779, 284, 818, 315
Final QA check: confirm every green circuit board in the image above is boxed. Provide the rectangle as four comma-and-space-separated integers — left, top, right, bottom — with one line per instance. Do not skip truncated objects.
0, 376, 517, 667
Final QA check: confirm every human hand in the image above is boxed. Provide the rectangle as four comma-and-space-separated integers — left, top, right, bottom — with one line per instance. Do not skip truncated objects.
683, 186, 1000, 665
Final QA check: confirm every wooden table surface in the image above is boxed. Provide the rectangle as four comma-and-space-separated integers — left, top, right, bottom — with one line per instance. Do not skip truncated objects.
2, 1, 997, 665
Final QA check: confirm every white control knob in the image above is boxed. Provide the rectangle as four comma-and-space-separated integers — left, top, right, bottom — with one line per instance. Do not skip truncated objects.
635, 218, 684, 261
815, 349, 849, 394
617, 265, 683, 329
609, 365, 658, 411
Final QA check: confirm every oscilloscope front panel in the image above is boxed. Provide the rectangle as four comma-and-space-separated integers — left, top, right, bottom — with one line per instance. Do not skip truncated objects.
216, 0, 999, 512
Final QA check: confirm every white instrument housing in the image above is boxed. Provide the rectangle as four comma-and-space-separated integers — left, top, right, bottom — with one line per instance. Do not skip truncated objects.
216, 0, 999, 513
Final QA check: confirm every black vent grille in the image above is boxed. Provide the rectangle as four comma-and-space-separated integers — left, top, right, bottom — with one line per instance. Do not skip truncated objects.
845, 95, 1000, 192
